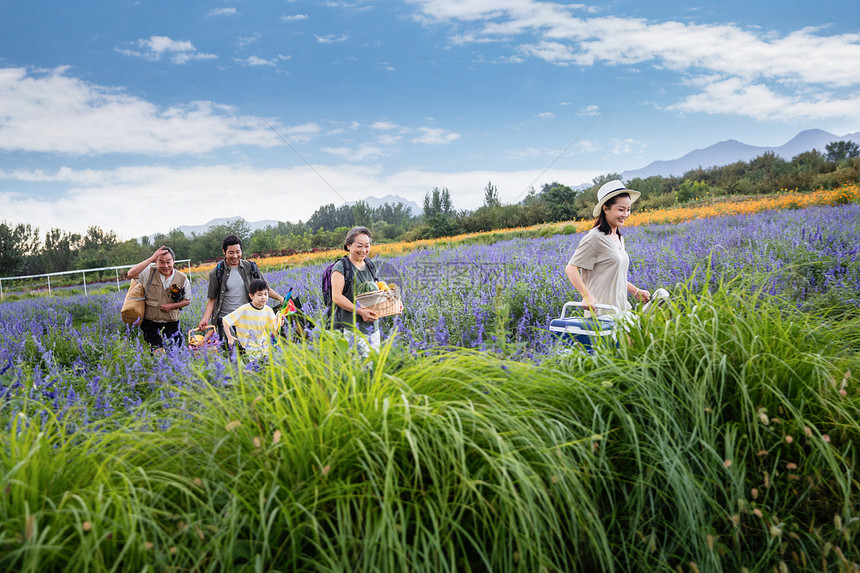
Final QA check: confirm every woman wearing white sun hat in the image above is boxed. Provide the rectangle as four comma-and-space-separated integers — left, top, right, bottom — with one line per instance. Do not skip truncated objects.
565, 179, 652, 316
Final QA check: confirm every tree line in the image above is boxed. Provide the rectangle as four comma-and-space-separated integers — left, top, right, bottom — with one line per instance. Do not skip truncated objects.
2, 140, 858, 278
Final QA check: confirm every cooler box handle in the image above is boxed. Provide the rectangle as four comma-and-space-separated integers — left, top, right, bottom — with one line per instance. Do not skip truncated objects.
560, 301, 620, 319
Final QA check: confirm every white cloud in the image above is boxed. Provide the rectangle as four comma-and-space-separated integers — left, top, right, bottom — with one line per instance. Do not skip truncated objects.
209, 7, 237, 16
0, 67, 316, 155
320, 143, 388, 161
412, 127, 460, 145
668, 76, 860, 121
272, 122, 324, 144
535, 112, 555, 119
0, 166, 108, 185
506, 147, 551, 159
118, 36, 218, 64
506, 139, 598, 159
377, 134, 402, 145
237, 35, 261, 48
407, 0, 860, 122
520, 41, 578, 64
370, 121, 400, 130
282, 14, 309, 22
315, 34, 349, 44
0, 163, 601, 239
322, 1, 375, 11
234, 54, 291, 66
577, 105, 600, 116
576, 139, 599, 153
324, 120, 456, 153
609, 138, 638, 156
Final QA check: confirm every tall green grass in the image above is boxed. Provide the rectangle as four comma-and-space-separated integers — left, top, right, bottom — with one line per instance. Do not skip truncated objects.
1, 285, 858, 571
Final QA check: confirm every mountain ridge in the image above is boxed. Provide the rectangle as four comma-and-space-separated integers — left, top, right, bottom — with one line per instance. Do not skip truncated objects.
621, 129, 860, 180
153, 130, 859, 237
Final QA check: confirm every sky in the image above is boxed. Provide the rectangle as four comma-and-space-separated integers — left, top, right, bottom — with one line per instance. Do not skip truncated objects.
1, 0, 859, 240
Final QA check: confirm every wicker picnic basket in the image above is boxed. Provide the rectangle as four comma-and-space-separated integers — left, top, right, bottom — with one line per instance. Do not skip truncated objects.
188, 325, 220, 354
355, 285, 403, 318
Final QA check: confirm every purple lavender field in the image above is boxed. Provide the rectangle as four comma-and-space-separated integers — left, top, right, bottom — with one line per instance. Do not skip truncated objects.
1, 204, 859, 571
1, 204, 857, 422
271, 203, 860, 352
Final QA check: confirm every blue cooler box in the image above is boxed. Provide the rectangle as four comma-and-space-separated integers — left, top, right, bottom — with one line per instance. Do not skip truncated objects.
550, 302, 619, 351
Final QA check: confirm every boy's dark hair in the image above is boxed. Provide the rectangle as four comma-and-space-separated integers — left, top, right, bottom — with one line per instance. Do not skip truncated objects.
248, 278, 268, 295
222, 234, 242, 252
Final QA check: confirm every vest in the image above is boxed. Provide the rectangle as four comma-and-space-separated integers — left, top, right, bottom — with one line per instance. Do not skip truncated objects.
143, 270, 189, 323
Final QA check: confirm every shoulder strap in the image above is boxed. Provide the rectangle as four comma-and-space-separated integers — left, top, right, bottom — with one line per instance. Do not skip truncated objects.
340, 255, 353, 293
366, 258, 378, 281
143, 265, 157, 296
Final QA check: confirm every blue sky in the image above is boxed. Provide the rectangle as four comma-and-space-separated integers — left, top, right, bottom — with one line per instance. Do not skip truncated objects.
1, 0, 859, 239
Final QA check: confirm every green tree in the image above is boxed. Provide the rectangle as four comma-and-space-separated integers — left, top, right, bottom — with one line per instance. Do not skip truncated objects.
423, 187, 458, 238
591, 172, 623, 187
0, 221, 41, 276
371, 220, 392, 241
190, 225, 228, 263
521, 186, 540, 206
41, 228, 81, 273
825, 140, 860, 163
75, 226, 118, 269
423, 187, 454, 218
283, 230, 312, 252
483, 181, 501, 208
108, 239, 150, 268
372, 202, 417, 237
542, 183, 579, 222
163, 229, 193, 262
351, 200, 373, 228
223, 219, 252, 244
307, 204, 354, 231
675, 180, 710, 203
249, 229, 280, 256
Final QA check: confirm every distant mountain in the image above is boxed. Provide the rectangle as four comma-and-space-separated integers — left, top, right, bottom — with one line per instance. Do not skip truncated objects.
622, 129, 860, 180
344, 194, 422, 216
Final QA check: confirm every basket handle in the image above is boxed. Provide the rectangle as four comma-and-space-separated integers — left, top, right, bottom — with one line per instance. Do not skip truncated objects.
188, 325, 216, 343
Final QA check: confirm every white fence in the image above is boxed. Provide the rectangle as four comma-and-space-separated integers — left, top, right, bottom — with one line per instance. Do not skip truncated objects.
0, 260, 192, 300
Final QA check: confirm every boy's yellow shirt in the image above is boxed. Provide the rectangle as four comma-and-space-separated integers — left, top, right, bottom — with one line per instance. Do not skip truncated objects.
222, 302, 277, 353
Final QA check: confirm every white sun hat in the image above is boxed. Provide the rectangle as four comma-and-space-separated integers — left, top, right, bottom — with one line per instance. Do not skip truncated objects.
593, 180, 641, 217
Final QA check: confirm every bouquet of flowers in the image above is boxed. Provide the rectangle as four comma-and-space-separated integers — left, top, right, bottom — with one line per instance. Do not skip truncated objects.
169, 284, 186, 303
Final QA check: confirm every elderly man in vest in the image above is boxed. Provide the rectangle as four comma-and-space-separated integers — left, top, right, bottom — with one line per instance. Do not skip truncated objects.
127, 246, 191, 352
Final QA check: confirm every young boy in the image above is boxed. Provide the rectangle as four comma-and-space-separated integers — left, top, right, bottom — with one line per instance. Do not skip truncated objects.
221, 278, 278, 356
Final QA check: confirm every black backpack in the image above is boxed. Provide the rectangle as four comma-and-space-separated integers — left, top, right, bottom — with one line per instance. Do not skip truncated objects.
321, 256, 378, 316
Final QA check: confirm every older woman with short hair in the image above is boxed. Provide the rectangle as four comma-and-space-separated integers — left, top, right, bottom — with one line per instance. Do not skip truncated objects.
127, 246, 191, 350
330, 226, 381, 352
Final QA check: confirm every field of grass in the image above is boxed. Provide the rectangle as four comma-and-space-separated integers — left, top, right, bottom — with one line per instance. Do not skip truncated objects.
1, 285, 858, 571
1, 199, 859, 571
